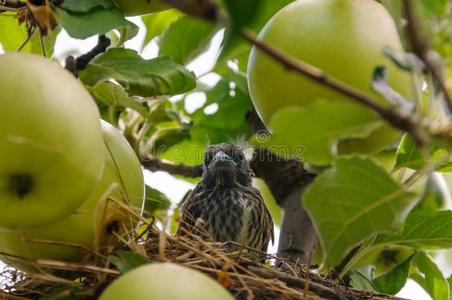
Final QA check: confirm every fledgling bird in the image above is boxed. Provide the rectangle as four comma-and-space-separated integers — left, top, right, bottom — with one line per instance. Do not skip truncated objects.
177, 143, 274, 252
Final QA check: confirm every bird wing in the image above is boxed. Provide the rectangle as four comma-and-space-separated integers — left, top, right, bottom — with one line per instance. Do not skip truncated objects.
247, 187, 275, 252
176, 183, 205, 236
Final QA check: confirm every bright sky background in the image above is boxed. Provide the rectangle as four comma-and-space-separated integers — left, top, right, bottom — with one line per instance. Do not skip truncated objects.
0, 16, 438, 300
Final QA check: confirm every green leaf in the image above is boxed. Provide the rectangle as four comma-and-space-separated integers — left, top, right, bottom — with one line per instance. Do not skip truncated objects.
89, 81, 148, 116
373, 254, 415, 294
141, 9, 184, 50
417, 173, 449, 211
148, 126, 191, 155
447, 274, 452, 298
158, 16, 217, 65
218, 0, 293, 67
79, 48, 196, 97
144, 185, 171, 213
374, 210, 452, 249
346, 267, 376, 292
189, 80, 252, 144
256, 100, 383, 165
159, 79, 252, 165
160, 140, 206, 165
412, 252, 449, 300
0, 15, 60, 57
108, 251, 150, 273
304, 156, 417, 267
395, 134, 452, 172
56, 0, 115, 13
51, 5, 137, 39
223, 0, 261, 34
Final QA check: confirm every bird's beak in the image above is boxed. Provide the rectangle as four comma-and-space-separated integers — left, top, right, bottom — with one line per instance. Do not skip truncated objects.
211, 151, 236, 166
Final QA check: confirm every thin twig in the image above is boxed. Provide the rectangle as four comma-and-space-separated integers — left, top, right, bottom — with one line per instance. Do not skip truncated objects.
0, 0, 25, 12
35, 259, 120, 275
16, 26, 35, 52
402, 0, 452, 113
64, 34, 111, 77
241, 29, 429, 147
141, 156, 203, 177
162, 0, 220, 22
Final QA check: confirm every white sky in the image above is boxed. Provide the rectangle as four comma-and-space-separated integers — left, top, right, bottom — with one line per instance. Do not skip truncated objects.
0, 16, 436, 300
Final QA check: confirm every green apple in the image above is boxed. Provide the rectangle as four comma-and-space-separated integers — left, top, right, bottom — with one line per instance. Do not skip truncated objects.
247, 0, 413, 156
113, 0, 170, 16
100, 263, 234, 300
0, 53, 104, 229
0, 121, 144, 271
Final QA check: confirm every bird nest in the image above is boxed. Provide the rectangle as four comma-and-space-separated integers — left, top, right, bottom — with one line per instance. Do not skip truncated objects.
0, 221, 399, 300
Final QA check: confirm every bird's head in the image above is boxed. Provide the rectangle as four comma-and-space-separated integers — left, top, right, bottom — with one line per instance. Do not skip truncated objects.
202, 143, 253, 188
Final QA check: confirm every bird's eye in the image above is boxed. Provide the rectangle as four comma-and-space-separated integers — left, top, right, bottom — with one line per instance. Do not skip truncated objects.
204, 154, 213, 164
233, 153, 243, 164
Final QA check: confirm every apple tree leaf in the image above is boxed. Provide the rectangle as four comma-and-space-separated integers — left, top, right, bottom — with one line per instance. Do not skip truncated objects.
50, 3, 137, 39
411, 252, 449, 300
89, 81, 148, 117
223, 0, 261, 35
159, 79, 252, 165
141, 9, 184, 50
218, 0, 293, 67
108, 251, 150, 274
374, 210, 452, 249
0, 15, 60, 57
417, 173, 449, 211
79, 48, 196, 97
373, 254, 415, 294
144, 185, 171, 214
346, 267, 375, 292
256, 99, 383, 165
304, 156, 418, 267
158, 16, 217, 65
55, 0, 115, 13
395, 134, 452, 172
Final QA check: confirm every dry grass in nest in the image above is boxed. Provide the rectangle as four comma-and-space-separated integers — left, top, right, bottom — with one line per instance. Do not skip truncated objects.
0, 218, 401, 300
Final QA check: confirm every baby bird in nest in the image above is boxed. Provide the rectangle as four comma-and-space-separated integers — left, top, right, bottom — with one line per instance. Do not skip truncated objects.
177, 143, 274, 252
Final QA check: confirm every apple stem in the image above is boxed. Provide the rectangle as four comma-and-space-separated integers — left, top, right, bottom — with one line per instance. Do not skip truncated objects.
9, 174, 33, 198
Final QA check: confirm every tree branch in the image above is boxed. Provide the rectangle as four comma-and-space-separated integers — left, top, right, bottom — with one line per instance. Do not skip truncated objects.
142, 157, 203, 178
402, 0, 452, 113
245, 109, 318, 264
0, 0, 25, 11
162, 0, 219, 22
65, 34, 110, 77
241, 29, 429, 147
250, 146, 317, 264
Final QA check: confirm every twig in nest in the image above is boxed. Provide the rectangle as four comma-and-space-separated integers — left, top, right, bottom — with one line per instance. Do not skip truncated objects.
2, 222, 408, 300
65, 34, 111, 77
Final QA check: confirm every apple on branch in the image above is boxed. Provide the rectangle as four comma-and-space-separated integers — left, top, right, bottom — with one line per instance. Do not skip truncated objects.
248, 0, 414, 157
0, 121, 145, 272
0, 53, 105, 230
